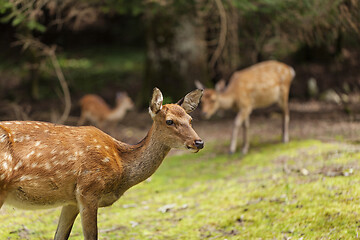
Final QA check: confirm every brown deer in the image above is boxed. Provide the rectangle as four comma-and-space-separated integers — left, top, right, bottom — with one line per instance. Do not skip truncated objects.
77, 92, 134, 128
0, 88, 204, 240
196, 60, 295, 154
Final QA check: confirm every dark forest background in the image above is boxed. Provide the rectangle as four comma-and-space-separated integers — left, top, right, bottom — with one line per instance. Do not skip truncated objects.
0, 0, 359, 123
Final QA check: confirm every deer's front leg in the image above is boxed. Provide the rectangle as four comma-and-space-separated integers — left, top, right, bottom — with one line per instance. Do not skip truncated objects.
229, 108, 251, 155
77, 112, 86, 126
54, 205, 79, 240
77, 194, 99, 240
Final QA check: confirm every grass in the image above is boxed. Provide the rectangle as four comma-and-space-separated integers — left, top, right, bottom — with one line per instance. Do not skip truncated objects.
1, 139, 360, 239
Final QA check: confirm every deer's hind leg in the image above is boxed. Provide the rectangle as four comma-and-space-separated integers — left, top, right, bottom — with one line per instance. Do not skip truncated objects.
0, 191, 6, 209
278, 87, 290, 143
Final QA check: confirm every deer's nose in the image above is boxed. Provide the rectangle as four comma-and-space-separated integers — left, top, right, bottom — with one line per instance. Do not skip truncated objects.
194, 140, 204, 149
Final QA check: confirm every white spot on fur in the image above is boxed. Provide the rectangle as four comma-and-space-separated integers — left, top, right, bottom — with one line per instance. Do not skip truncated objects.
44, 129, 49, 133
3, 122, 12, 125
102, 157, 110, 163
34, 125, 40, 129
105, 146, 109, 150
2, 162, 8, 170
4, 152, 12, 161
26, 150, 35, 159
14, 121, 21, 124
51, 149, 57, 154
34, 141, 41, 147
14, 161, 23, 170
31, 162, 38, 168
39, 144, 48, 149
36, 152, 42, 157
0, 174, 5, 180
44, 162, 51, 170
25, 135, 31, 141
96, 145, 101, 149
26, 122, 32, 125
19, 175, 33, 181
15, 136, 24, 143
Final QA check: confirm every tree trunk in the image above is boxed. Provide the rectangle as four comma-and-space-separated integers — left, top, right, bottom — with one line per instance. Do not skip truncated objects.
139, 9, 208, 107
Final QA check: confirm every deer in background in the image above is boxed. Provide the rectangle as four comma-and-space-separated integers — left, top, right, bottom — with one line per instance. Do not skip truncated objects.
77, 92, 135, 129
0, 88, 204, 240
196, 60, 295, 155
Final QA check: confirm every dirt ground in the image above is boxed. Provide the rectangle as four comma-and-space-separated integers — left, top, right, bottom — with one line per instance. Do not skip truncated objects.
1, 98, 359, 150
110, 100, 360, 151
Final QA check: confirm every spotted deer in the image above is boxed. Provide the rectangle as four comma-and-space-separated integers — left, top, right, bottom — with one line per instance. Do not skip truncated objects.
196, 60, 295, 154
77, 92, 134, 128
0, 88, 204, 240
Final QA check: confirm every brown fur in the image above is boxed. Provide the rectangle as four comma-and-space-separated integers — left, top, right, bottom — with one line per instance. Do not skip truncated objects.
0, 88, 203, 240
198, 60, 295, 154
78, 93, 134, 128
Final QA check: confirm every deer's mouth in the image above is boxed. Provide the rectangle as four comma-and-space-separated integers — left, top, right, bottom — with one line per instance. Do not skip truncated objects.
186, 145, 200, 153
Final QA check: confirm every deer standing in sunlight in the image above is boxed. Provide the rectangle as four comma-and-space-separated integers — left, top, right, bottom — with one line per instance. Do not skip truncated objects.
196, 60, 295, 155
0, 88, 204, 240
77, 92, 134, 128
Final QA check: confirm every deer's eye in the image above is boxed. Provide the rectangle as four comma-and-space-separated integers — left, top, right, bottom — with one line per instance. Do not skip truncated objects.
166, 120, 174, 126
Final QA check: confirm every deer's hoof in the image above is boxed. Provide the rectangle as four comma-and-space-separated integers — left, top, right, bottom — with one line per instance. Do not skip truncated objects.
241, 147, 249, 155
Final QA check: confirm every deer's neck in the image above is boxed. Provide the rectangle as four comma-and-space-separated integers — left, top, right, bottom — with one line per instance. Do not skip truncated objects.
218, 89, 235, 110
120, 124, 171, 187
107, 103, 128, 121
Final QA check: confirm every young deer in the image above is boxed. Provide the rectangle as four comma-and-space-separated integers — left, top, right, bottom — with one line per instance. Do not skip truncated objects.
0, 88, 204, 240
77, 92, 134, 128
196, 60, 295, 154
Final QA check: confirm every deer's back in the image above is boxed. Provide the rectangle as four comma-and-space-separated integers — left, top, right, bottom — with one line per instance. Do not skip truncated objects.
80, 95, 112, 121
227, 60, 294, 108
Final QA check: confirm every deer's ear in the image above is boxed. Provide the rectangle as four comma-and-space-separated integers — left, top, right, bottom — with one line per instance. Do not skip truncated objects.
177, 89, 203, 113
194, 80, 205, 90
116, 92, 125, 99
149, 87, 163, 117
215, 79, 226, 92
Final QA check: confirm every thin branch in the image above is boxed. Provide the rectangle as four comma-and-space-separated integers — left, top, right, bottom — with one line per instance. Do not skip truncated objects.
209, 0, 227, 70
47, 46, 71, 124
13, 37, 71, 124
